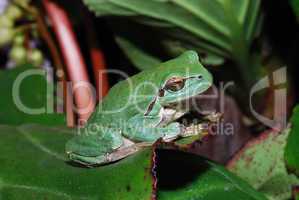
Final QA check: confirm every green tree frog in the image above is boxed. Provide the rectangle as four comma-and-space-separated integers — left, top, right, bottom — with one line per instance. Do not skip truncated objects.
66, 51, 213, 166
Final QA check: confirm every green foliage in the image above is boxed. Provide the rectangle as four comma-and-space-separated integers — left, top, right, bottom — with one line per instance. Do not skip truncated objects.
115, 36, 161, 70
228, 128, 299, 200
0, 65, 65, 125
290, 0, 299, 19
0, 124, 154, 199
84, 0, 261, 56
0, 124, 267, 199
83, 0, 262, 87
285, 105, 299, 177
157, 150, 267, 200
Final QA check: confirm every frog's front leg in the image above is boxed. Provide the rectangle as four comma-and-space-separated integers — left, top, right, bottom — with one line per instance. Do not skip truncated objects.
123, 113, 181, 142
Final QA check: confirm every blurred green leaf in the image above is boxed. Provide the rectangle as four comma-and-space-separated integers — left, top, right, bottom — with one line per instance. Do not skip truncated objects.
84, 0, 261, 66
228, 128, 299, 200
83, 0, 137, 16
0, 65, 65, 126
0, 124, 154, 199
0, 123, 268, 199
157, 150, 267, 200
285, 105, 299, 177
115, 36, 161, 70
290, 0, 299, 20
84, 0, 263, 90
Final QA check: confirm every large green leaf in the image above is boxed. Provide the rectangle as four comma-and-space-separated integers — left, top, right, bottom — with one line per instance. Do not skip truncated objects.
84, 0, 261, 61
0, 65, 65, 126
83, 0, 138, 16
109, 0, 231, 52
0, 124, 154, 199
0, 124, 267, 199
157, 149, 267, 200
227, 128, 299, 200
285, 105, 299, 176
84, 0, 262, 89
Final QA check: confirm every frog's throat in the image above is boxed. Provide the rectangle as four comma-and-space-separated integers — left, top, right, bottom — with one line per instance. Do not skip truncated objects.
144, 95, 189, 125
157, 107, 186, 127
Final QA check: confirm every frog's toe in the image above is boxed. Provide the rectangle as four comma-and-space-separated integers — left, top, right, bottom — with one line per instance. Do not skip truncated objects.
162, 122, 181, 141
67, 152, 108, 166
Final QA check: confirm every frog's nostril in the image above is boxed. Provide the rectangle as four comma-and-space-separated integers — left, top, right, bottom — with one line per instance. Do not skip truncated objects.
197, 75, 203, 80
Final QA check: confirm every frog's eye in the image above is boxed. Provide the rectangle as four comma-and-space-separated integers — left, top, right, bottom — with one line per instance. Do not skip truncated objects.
164, 77, 185, 92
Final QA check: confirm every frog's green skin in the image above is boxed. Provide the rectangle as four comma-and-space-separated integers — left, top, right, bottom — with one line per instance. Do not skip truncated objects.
66, 51, 213, 166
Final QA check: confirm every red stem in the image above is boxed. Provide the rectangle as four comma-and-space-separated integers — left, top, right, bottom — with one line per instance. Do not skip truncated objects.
84, 12, 109, 100
90, 45, 109, 100
43, 0, 95, 124
35, 8, 75, 127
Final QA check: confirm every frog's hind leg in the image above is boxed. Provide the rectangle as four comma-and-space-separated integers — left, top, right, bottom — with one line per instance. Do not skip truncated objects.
66, 126, 124, 166
68, 138, 151, 166
106, 139, 152, 163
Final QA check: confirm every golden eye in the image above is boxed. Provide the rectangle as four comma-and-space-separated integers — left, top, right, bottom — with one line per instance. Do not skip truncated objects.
164, 77, 185, 92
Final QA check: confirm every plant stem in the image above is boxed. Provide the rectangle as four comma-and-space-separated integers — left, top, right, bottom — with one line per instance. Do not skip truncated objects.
43, 0, 95, 125
35, 6, 76, 127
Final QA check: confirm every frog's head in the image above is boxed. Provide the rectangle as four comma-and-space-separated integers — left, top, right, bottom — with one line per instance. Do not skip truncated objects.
156, 51, 213, 106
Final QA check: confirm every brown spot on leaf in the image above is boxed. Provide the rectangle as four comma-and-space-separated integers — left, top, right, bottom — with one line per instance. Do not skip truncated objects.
227, 128, 280, 169
292, 186, 299, 199
244, 156, 253, 168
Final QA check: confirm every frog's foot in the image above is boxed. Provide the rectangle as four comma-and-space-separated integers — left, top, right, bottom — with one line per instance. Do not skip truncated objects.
180, 123, 207, 138
173, 112, 222, 138
162, 122, 182, 142
68, 153, 108, 167
105, 139, 152, 163
68, 138, 152, 166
